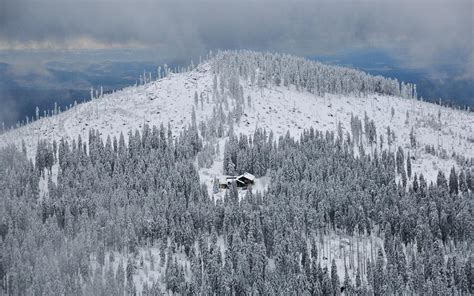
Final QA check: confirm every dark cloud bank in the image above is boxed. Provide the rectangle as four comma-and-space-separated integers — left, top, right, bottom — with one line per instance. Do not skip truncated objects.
0, 0, 472, 126
1, 0, 472, 76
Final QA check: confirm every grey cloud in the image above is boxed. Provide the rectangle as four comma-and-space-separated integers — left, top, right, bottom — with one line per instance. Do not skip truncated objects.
0, 0, 472, 78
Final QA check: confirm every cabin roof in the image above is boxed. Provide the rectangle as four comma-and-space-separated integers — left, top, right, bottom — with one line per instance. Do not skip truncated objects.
219, 172, 255, 186
241, 172, 255, 181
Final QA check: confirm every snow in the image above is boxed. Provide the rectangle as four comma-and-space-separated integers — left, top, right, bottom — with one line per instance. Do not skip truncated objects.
313, 231, 384, 282
1, 55, 471, 291
99, 242, 192, 295
0, 64, 215, 160
242, 172, 255, 181
1, 60, 472, 186
38, 163, 59, 200
198, 137, 227, 197
235, 87, 472, 183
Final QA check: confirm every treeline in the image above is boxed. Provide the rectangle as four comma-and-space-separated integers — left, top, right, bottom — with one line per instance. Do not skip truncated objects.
212, 50, 417, 99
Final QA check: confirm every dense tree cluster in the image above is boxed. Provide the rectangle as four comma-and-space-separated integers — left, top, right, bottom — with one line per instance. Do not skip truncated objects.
1, 116, 472, 294
212, 50, 417, 99
35, 139, 55, 175
223, 128, 274, 177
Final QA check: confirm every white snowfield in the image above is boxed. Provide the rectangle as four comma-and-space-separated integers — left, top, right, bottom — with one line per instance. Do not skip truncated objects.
0, 60, 473, 184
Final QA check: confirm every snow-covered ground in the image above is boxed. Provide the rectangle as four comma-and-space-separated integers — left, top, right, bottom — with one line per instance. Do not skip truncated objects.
108, 230, 383, 293
1, 61, 472, 185
314, 231, 384, 281
0, 64, 215, 160
1, 57, 472, 290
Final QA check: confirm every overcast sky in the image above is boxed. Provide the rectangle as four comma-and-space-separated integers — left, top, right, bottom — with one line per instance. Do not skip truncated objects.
0, 0, 473, 79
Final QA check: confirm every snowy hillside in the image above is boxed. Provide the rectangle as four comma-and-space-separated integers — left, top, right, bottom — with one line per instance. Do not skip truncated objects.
1, 52, 472, 184
1, 50, 472, 295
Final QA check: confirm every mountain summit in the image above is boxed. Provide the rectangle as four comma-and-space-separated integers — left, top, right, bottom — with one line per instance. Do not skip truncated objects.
2, 51, 472, 182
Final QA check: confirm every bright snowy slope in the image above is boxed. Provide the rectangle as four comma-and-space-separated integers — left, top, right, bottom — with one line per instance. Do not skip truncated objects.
0, 55, 472, 183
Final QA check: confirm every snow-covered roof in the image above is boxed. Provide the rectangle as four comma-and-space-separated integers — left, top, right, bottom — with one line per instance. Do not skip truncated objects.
219, 173, 255, 185
240, 172, 255, 181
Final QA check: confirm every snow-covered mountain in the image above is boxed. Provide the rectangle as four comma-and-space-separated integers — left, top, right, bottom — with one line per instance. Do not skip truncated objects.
1, 50, 473, 295
1, 51, 472, 184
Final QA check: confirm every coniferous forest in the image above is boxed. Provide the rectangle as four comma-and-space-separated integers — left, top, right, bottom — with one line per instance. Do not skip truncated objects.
0, 51, 472, 295
1, 122, 472, 295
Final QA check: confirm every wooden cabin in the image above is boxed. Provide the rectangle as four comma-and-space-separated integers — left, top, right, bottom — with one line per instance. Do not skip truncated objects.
219, 172, 255, 190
